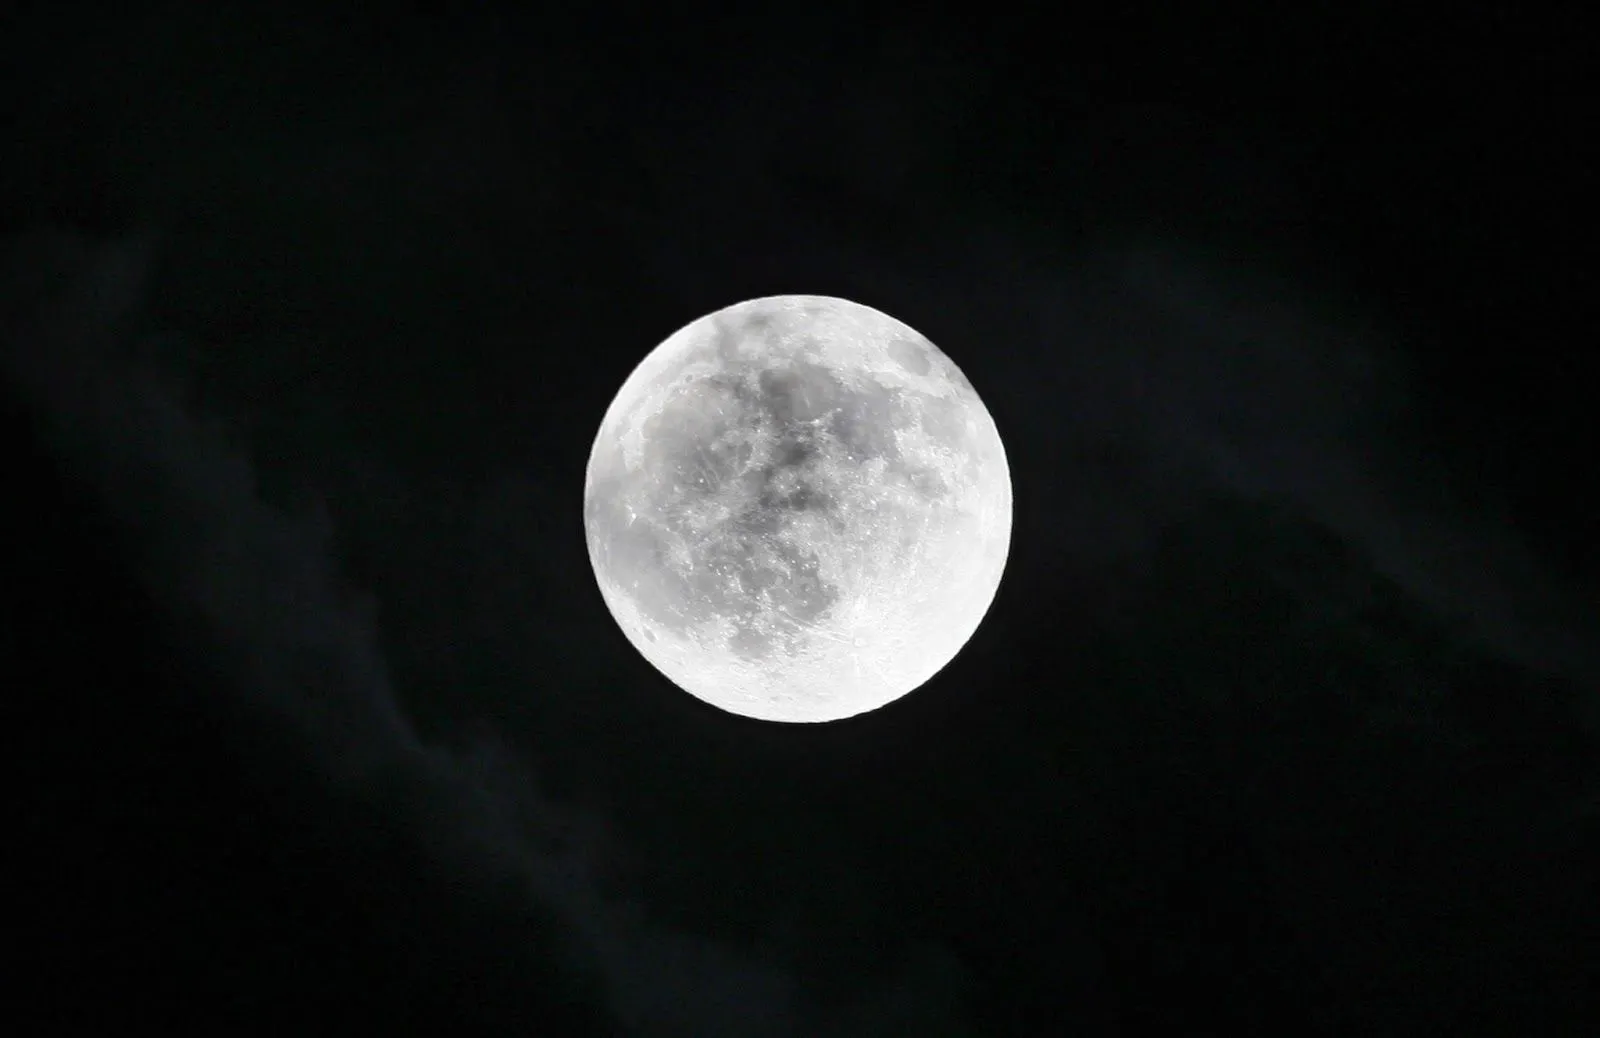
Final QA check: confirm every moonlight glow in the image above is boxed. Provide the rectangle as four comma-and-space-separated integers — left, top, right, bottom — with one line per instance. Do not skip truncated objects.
584, 295, 1011, 722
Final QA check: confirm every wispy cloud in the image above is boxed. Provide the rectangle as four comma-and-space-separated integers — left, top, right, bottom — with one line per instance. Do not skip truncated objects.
7, 210, 1591, 1034
1, 228, 972, 1035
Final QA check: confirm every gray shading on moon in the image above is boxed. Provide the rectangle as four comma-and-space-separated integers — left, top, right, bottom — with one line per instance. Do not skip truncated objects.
584, 295, 1012, 722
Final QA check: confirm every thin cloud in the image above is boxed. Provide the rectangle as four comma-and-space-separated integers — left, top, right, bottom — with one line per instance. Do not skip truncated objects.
1, 228, 973, 1036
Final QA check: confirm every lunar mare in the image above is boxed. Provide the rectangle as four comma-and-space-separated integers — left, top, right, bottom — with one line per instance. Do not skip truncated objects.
584, 295, 1011, 722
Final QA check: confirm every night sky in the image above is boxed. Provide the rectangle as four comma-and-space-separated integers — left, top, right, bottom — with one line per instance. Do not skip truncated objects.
5, 5, 1596, 1035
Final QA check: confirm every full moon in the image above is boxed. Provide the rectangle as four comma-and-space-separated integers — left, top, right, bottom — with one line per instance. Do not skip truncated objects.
584, 295, 1011, 722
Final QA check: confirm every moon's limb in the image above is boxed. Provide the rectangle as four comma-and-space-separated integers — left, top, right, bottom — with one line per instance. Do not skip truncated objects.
585, 295, 1011, 722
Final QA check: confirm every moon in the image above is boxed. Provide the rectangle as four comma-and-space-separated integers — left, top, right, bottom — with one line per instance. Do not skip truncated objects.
583, 295, 1011, 722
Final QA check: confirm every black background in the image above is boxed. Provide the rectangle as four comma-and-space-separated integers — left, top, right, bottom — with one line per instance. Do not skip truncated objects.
5, 4, 1596, 1035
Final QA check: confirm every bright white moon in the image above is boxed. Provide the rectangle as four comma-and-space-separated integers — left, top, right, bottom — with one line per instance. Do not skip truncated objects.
584, 295, 1011, 722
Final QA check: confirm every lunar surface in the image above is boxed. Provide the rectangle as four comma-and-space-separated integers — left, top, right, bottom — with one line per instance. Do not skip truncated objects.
584, 295, 1011, 722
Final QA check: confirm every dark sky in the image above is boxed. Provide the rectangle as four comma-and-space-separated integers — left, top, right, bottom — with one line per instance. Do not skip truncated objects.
5, 5, 1596, 1035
